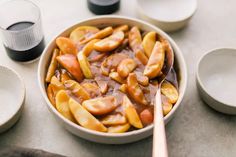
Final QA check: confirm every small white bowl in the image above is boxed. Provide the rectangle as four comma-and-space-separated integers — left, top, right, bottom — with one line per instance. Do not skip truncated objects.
38, 15, 187, 144
0, 65, 25, 133
197, 48, 236, 114
137, 0, 197, 32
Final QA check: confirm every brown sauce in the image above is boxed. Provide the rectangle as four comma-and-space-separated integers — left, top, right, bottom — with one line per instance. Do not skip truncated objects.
46, 25, 179, 132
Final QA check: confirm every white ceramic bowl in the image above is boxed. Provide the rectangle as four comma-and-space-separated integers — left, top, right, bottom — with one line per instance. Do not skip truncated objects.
197, 48, 236, 114
38, 16, 187, 144
137, 0, 197, 32
0, 65, 25, 133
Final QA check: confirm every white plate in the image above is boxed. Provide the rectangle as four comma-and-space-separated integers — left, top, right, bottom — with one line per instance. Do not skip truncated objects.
0, 65, 25, 133
137, 0, 197, 32
197, 48, 236, 114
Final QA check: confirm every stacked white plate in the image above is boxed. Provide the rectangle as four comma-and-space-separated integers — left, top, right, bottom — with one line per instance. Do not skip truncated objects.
137, 0, 197, 32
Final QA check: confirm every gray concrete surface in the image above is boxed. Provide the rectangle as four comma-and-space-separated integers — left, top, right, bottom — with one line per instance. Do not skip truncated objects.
0, 0, 236, 156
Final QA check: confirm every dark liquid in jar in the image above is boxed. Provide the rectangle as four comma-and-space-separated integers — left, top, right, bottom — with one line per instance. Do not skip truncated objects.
4, 21, 45, 62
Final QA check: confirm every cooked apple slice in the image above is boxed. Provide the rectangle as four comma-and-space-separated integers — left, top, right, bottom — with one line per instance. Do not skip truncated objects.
113, 25, 129, 33
122, 96, 143, 129
127, 73, 148, 105
57, 54, 84, 82
129, 26, 142, 46
60, 69, 71, 83
51, 76, 63, 88
89, 52, 108, 63
95, 79, 109, 94
163, 102, 173, 116
50, 76, 64, 91
135, 49, 148, 65
94, 31, 124, 52
109, 72, 126, 84
81, 82, 101, 98
117, 58, 137, 78
116, 38, 129, 51
56, 37, 77, 55
49, 76, 65, 106
45, 48, 59, 82
77, 52, 93, 79
135, 72, 149, 86
162, 94, 173, 116
64, 80, 90, 101
47, 84, 56, 107
101, 65, 110, 76
142, 31, 156, 58
128, 26, 148, 65
140, 109, 153, 126
119, 84, 128, 93
100, 113, 127, 126
144, 41, 165, 79
81, 39, 100, 57
101, 53, 128, 76
80, 26, 113, 44
69, 26, 99, 43
108, 123, 131, 133
55, 90, 76, 122
161, 81, 179, 104
69, 98, 107, 132
82, 96, 118, 115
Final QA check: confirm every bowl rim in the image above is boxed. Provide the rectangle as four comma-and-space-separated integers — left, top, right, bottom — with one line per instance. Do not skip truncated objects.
0, 65, 25, 126
136, 0, 198, 23
197, 47, 236, 109
38, 15, 187, 138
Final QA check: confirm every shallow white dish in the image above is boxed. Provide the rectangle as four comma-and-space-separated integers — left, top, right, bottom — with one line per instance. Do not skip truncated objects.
38, 15, 187, 144
197, 48, 236, 114
137, 0, 197, 32
0, 65, 25, 133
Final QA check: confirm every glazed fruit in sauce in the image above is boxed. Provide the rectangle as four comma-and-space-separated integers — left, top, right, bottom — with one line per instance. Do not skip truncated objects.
45, 25, 179, 133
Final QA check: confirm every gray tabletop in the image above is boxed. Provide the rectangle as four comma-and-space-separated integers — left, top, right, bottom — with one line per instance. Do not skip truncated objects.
0, 0, 236, 156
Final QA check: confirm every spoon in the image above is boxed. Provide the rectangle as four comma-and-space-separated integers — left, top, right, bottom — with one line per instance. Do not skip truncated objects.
152, 38, 174, 157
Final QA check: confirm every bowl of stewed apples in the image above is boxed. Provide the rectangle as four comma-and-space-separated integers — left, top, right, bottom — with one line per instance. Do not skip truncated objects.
38, 16, 187, 144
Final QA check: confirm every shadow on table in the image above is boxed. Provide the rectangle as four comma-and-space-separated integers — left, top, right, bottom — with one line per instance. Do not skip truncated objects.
196, 90, 236, 123
68, 131, 153, 157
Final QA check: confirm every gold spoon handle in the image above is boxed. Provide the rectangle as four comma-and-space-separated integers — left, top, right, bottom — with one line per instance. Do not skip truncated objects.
152, 88, 168, 157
